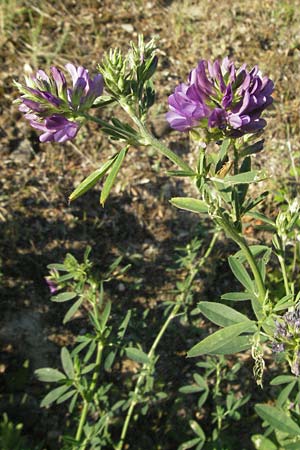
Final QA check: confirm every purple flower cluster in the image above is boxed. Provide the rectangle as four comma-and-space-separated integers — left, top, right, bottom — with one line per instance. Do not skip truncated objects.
166, 57, 274, 137
16, 64, 103, 143
273, 309, 300, 376
275, 310, 300, 343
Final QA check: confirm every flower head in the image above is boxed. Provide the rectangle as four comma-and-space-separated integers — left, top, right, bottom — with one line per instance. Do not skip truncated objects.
45, 276, 58, 294
273, 309, 300, 376
166, 57, 274, 138
15, 64, 103, 143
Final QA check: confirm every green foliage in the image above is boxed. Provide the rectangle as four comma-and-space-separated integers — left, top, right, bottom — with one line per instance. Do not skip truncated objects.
180, 357, 251, 449
0, 414, 25, 450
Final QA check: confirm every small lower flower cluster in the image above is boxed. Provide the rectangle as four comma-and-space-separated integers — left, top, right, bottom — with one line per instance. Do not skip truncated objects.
273, 309, 300, 376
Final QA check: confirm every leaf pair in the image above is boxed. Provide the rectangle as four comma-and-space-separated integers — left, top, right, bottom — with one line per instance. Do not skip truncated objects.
69, 146, 128, 205
188, 302, 256, 358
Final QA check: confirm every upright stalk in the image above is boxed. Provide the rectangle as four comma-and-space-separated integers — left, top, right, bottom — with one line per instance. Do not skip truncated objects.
75, 340, 103, 444
216, 213, 266, 306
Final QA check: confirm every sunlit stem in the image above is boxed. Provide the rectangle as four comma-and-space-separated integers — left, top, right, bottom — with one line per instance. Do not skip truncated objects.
232, 142, 241, 224
217, 214, 267, 305
75, 338, 103, 444
75, 400, 89, 443
277, 253, 291, 296
116, 301, 181, 450
118, 99, 192, 172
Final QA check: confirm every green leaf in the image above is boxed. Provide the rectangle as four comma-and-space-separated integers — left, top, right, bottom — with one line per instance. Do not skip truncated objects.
61, 347, 74, 379
125, 347, 149, 365
179, 385, 205, 394
221, 292, 253, 301
187, 321, 256, 357
251, 434, 277, 450
40, 384, 70, 407
51, 292, 77, 302
167, 170, 196, 177
100, 147, 127, 205
228, 256, 253, 292
274, 295, 295, 312
35, 368, 66, 383
170, 197, 208, 214
277, 381, 296, 407
69, 157, 117, 201
223, 170, 263, 185
69, 392, 79, 413
179, 438, 202, 450
198, 301, 251, 327
247, 211, 276, 228
81, 363, 96, 375
193, 373, 207, 389
47, 263, 68, 271
285, 442, 300, 450
63, 298, 83, 324
219, 138, 231, 161
271, 375, 297, 385
255, 404, 300, 436
189, 420, 205, 439
56, 273, 74, 283
211, 334, 253, 354
100, 301, 111, 331
56, 389, 77, 405
242, 191, 269, 215
105, 310, 131, 371
240, 139, 264, 158
197, 390, 209, 409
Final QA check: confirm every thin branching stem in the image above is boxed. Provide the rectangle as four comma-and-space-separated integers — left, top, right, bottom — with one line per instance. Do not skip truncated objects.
75, 338, 103, 445
116, 231, 219, 450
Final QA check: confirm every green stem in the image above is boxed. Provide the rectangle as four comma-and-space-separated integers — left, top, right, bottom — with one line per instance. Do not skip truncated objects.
218, 214, 267, 305
80, 113, 111, 128
116, 231, 218, 450
199, 231, 219, 266
118, 100, 192, 172
75, 400, 89, 442
82, 108, 191, 173
278, 253, 291, 296
116, 302, 181, 450
232, 143, 241, 224
75, 340, 103, 444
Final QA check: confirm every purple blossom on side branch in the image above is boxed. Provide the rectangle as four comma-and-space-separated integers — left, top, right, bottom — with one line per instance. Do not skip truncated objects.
45, 276, 58, 294
273, 309, 300, 376
166, 57, 274, 138
15, 65, 104, 143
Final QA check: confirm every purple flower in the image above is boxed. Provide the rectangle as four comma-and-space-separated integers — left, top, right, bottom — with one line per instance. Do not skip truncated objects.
166, 57, 274, 137
45, 277, 58, 294
273, 310, 300, 376
15, 64, 103, 143
65, 64, 104, 110
166, 83, 210, 131
272, 342, 285, 353
30, 114, 80, 143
